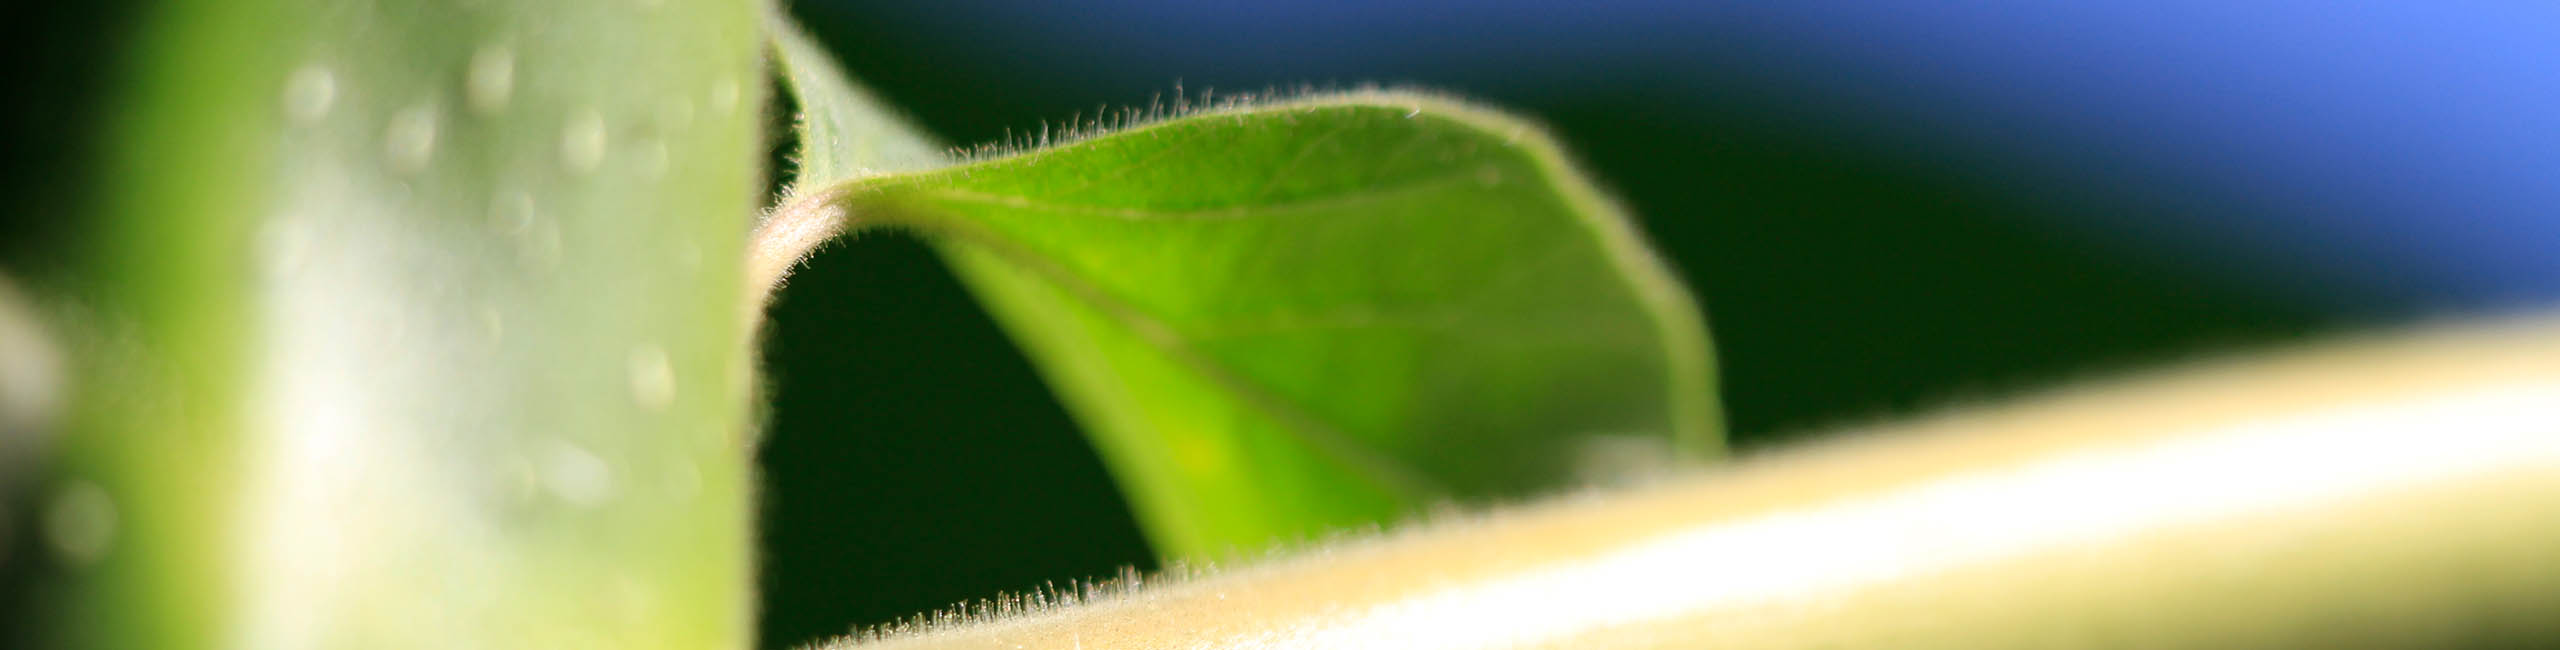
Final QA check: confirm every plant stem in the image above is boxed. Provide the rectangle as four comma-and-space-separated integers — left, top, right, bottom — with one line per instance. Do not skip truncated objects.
836, 317, 2560, 650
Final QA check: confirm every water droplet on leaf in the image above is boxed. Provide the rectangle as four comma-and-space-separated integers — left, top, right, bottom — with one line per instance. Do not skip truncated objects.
282, 64, 336, 123
465, 45, 515, 114
384, 104, 440, 172
42, 480, 116, 567
709, 76, 741, 116
536, 439, 615, 507
627, 344, 676, 411
561, 108, 608, 173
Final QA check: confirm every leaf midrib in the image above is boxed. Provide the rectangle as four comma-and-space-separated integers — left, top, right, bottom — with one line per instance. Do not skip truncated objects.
865, 204, 1451, 501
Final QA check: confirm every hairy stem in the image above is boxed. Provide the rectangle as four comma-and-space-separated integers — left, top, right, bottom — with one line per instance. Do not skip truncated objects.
750, 185, 856, 304
833, 317, 2560, 650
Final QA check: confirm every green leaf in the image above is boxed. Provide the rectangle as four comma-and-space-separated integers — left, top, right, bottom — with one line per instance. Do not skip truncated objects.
752, 16, 946, 293
768, 80, 1723, 559
51, 0, 765, 647
767, 15, 945, 190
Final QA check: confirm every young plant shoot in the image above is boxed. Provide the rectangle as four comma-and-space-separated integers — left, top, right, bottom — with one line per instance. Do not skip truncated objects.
8, 2, 2554, 649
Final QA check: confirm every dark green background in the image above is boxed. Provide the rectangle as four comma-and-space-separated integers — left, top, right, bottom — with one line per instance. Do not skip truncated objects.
750, 3, 2344, 647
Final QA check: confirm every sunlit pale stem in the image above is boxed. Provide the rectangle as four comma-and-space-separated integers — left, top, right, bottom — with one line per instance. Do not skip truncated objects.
841, 317, 2560, 649
750, 185, 855, 304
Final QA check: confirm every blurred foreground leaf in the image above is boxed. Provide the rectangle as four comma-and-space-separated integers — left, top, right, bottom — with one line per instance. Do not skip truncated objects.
47, 0, 764, 647
765, 41, 1722, 558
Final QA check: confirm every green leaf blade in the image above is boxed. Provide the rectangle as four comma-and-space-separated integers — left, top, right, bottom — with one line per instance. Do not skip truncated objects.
818, 92, 1723, 559
766, 15, 944, 191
